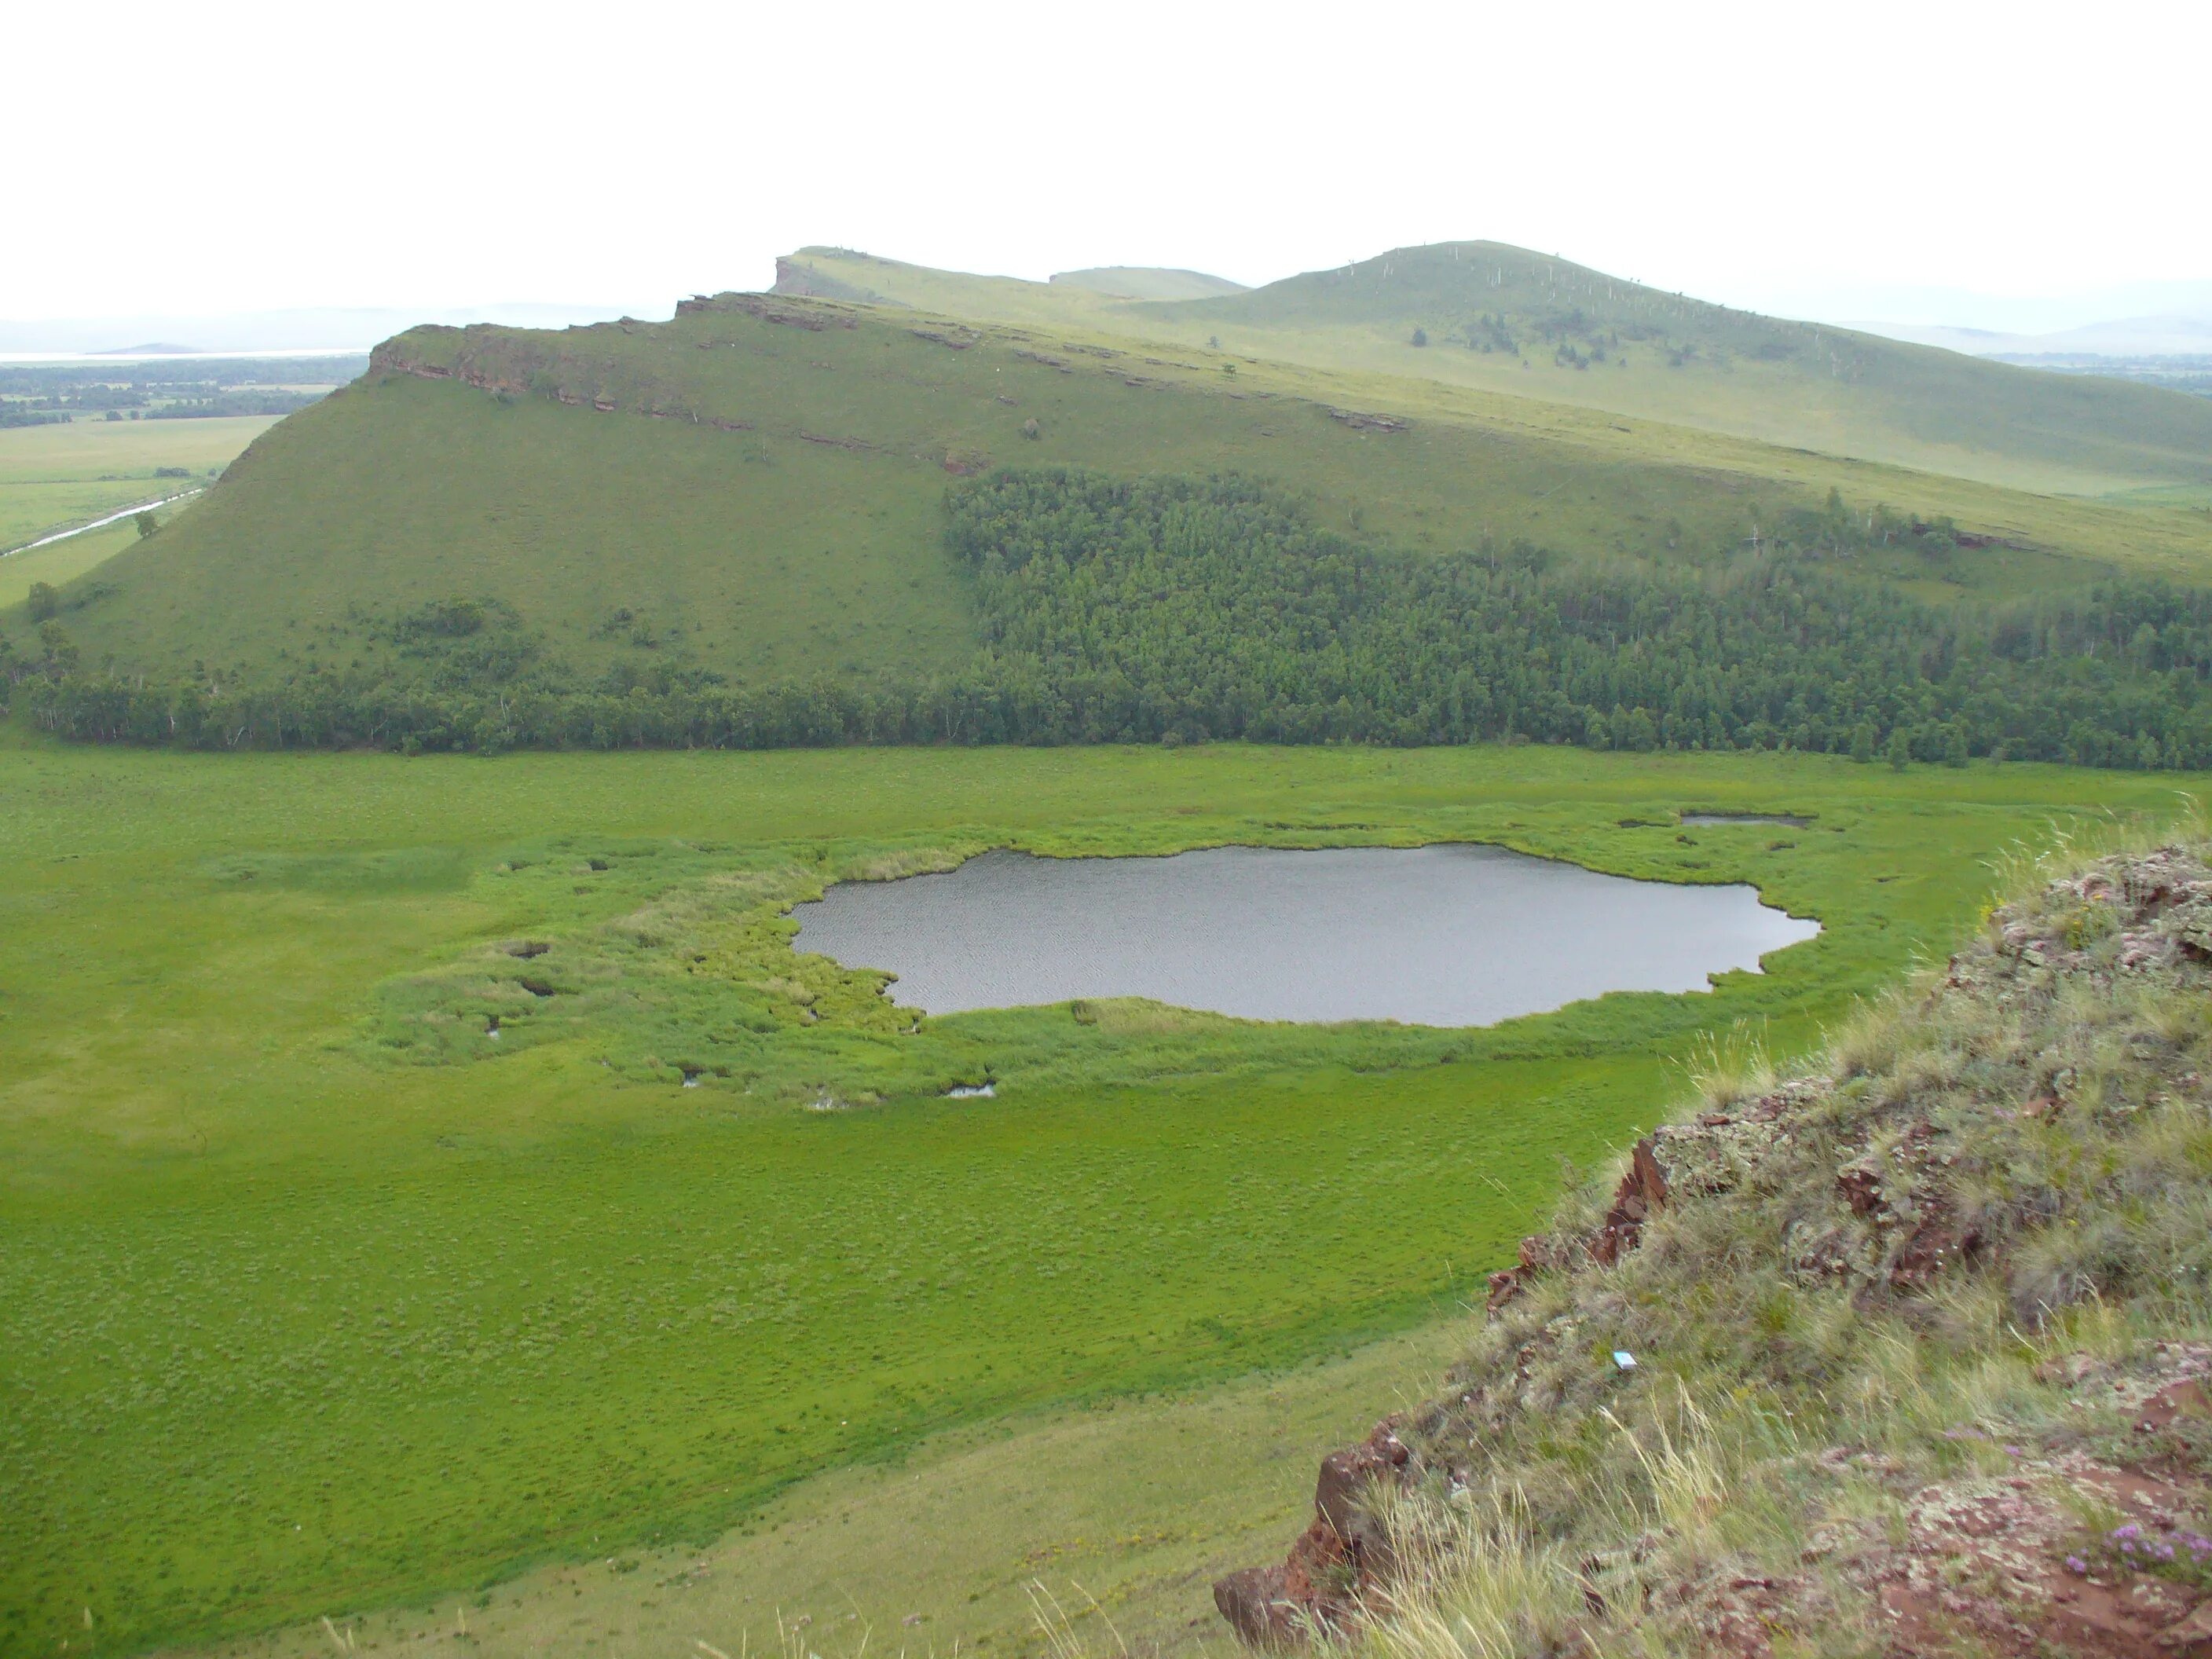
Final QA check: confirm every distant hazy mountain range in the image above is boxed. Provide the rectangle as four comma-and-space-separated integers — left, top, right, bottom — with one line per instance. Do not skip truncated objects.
17, 278, 2212, 366
1850, 314, 2212, 358
0, 302, 635, 357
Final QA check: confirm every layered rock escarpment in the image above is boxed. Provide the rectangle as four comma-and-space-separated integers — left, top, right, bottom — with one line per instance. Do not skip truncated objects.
365, 295, 866, 427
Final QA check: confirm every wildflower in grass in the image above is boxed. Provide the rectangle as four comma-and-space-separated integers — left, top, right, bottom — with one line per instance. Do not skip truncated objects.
2066, 1555, 2089, 1576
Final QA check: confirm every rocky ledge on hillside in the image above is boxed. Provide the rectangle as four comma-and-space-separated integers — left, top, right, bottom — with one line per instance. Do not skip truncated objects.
364, 298, 862, 427
1218, 844, 2212, 1657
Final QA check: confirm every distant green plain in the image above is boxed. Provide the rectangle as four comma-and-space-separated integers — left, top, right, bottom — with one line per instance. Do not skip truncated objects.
0, 520, 137, 610
0, 734, 2194, 1657
0, 415, 274, 551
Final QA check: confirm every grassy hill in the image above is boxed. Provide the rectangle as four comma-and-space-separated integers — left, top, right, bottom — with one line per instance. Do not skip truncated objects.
9, 253, 2211, 747
782, 241, 2212, 497
26, 289, 2064, 694
63, 368, 980, 688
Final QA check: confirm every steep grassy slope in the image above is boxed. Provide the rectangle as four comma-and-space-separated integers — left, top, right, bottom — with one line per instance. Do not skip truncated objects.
63, 372, 980, 686
784, 242, 2212, 497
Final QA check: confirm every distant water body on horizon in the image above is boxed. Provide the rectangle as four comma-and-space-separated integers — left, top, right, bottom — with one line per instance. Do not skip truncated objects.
792, 844, 1819, 1027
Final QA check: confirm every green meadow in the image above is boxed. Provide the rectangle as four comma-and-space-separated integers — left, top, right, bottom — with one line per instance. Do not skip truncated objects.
0, 520, 139, 611
182, 1317, 1479, 1659
0, 416, 274, 552
0, 731, 2194, 1657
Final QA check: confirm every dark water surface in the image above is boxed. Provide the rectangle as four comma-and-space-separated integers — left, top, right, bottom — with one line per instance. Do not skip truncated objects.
793, 844, 1819, 1027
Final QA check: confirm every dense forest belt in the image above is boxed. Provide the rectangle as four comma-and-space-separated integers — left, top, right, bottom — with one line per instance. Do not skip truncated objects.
11, 467, 2212, 765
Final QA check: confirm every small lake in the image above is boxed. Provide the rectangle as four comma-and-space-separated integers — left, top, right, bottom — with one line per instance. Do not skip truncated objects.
792, 844, 1818, 1027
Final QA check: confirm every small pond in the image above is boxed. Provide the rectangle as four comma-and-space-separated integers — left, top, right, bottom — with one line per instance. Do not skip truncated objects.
792, 844, 1819, 1027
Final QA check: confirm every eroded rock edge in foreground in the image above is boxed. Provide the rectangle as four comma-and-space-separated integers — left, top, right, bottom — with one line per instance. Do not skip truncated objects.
1218, 844, 2212, 1657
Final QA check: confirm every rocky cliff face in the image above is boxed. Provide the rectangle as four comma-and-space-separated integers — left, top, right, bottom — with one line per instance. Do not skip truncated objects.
768, 256, 900, 306
1218, 843, 2212, 1658
367, 317, 760, 430
368, 324, 558, 401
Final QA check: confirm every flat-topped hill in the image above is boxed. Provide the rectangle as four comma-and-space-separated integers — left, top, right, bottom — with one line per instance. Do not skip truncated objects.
1049, 266, 1248, 301
25, 287, 2011, 698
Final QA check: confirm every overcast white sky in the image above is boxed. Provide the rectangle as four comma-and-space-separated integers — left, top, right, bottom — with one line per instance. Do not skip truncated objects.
12, 0, 2206, 329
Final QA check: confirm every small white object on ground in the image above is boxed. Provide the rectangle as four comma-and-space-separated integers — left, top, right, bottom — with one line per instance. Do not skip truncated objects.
1613, 1350, 1637, 1371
